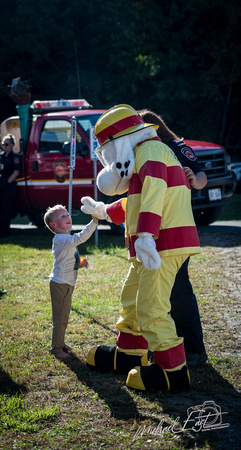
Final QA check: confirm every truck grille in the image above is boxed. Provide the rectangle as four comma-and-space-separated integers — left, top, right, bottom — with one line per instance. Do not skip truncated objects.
195, 149, 227, 179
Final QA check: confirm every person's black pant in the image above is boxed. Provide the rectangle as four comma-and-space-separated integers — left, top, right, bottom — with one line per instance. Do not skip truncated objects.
0, 180, 16, 237
170, 258, 206, 355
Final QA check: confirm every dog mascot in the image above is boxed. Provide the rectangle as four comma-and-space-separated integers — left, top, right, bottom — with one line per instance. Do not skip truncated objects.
81, 104, 200, 392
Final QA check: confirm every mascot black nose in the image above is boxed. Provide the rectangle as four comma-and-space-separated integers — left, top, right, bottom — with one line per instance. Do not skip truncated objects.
116, 161, 129, 178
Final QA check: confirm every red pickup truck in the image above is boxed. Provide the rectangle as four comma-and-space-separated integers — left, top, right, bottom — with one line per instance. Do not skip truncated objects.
0, 99, 236, 229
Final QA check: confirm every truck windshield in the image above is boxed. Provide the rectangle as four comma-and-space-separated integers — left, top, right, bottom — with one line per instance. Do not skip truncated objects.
77, 114, 102, 139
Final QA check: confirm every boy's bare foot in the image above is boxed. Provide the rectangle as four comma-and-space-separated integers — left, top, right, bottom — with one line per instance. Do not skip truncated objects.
63, 343, 74, 352
55, 350, 71, 360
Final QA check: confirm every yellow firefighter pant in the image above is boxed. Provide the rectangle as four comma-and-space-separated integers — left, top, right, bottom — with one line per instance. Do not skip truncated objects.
116, 254, 188, 355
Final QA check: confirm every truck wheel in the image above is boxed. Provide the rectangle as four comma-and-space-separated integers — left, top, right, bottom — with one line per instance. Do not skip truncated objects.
27, 209, 45, 228
194, 206, 223, 226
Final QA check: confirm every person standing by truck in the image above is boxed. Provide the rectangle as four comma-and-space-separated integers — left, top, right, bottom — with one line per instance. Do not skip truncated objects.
138, 109, 208, 368
0, 134, 20, 238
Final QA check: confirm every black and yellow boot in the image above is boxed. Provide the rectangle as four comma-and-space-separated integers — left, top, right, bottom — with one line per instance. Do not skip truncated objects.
126, 363, 190, 392
86, 345, 148, 374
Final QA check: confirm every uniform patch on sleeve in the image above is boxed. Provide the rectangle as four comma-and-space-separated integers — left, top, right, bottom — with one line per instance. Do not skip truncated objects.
181, 147, 196, 161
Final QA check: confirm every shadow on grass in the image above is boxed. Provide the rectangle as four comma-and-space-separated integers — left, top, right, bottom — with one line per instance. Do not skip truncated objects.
198, 230, 241, 248
4, 225, 241, 252
69, 305, 241, 445
69, 300, 241, 443
198, 226, 241, 239
71, 305, 118, 337
140, 362, 241, 448
63, 355, 141, 420
1, 228, 53, 250
67, 308, 141, 420
4, 229, 125, 250
0, 366, 27, 396
62, 356, 241, 447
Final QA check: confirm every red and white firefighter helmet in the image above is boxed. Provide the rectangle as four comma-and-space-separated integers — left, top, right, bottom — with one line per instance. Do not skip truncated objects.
95, 104, 156, 148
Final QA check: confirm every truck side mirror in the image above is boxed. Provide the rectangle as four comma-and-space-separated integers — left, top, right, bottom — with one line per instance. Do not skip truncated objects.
62, 141, 70, 155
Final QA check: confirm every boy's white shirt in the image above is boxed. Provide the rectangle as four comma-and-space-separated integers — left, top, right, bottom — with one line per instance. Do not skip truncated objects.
50, 220, 97, 286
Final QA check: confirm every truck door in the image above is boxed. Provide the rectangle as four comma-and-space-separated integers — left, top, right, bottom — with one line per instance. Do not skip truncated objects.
27, 117, 95, 209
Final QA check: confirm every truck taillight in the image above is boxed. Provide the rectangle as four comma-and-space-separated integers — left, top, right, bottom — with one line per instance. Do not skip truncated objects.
31, 99, 91, 109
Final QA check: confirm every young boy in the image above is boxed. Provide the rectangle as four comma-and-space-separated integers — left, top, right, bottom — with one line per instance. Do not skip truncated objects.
44, 204, 98, 360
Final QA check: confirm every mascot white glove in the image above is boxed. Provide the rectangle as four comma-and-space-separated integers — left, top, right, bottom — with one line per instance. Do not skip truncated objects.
134, 232, 162, 270
81, 196, 112, 222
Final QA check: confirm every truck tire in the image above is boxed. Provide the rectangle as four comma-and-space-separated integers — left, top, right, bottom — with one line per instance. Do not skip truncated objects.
193, 206, 223, 226
27, 209, 45, 228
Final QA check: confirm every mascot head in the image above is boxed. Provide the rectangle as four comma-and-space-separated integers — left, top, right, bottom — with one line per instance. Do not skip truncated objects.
94, 104, 158, 196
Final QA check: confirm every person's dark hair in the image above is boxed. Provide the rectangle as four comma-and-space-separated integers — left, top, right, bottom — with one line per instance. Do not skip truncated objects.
2, 133, 16, 146
138, 109, 182, 142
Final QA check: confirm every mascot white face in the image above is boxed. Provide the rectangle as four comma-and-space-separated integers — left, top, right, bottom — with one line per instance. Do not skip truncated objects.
96, 126, 157, 196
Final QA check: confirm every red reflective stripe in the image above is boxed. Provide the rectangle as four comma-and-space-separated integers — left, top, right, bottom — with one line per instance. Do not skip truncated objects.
128, 173, 142, 195
153, 342, 186, 369
117, 331, 148, 350
106, 199, 125, 225
136, 211, 161, 236
128, 226, 200, 257
138, 161, 190, 188
96, 115, 144, 145
156, 226, 200, 252
138, 160, 167, 184
167, 166, 190, 188
129, 164, 189, 196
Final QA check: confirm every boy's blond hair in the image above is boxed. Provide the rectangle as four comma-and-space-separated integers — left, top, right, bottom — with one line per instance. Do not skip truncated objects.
44, 204, 67, 233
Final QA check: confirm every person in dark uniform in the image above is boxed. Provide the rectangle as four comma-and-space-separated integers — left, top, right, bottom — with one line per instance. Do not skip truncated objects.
139, 109, 208, 368
0, 134, 21, 238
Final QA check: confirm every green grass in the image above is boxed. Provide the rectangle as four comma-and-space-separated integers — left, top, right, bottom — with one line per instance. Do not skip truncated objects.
0, 394, 59, 433
0, 226, 240, 448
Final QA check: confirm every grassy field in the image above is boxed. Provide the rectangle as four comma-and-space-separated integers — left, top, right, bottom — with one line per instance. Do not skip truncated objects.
1, 202, 241, 449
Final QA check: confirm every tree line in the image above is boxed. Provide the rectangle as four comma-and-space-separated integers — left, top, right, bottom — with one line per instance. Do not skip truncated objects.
0, 0, 240, 157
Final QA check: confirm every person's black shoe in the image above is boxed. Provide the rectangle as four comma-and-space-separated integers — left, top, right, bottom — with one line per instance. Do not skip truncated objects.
186, 351, 208, 368
0, 289, 7, 297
